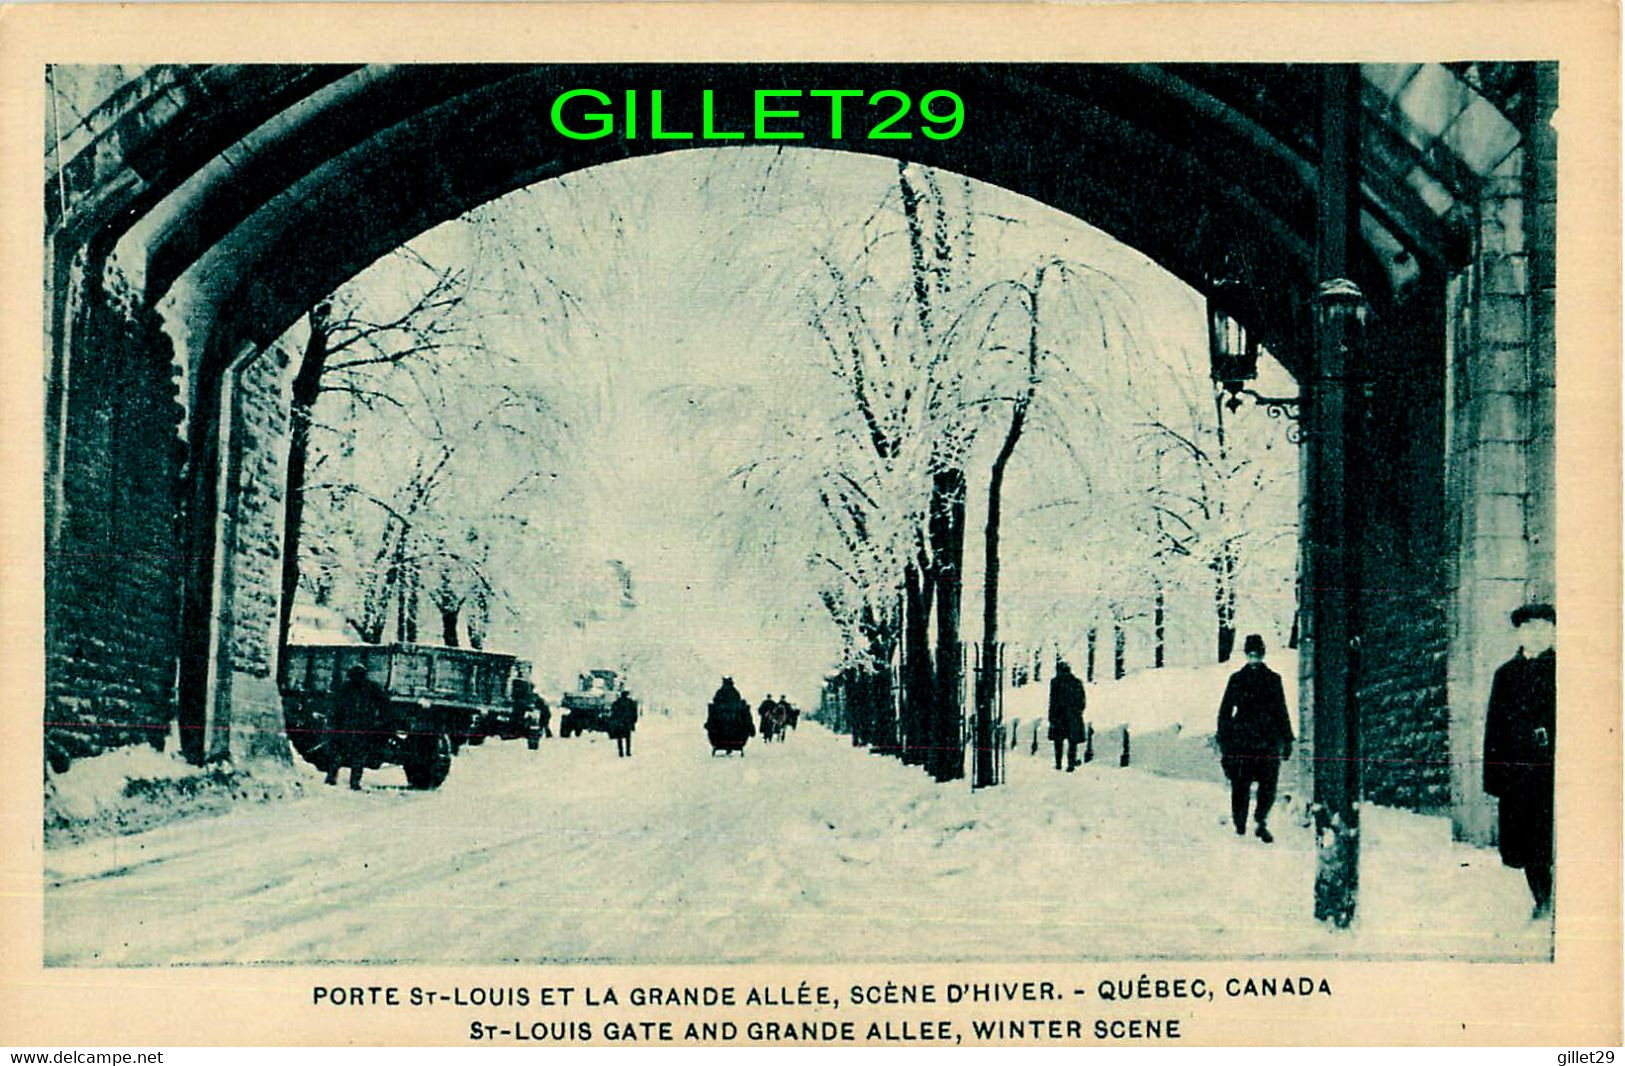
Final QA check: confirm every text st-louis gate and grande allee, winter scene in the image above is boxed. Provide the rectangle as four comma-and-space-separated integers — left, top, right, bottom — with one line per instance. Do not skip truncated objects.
41, 64, 1558, 968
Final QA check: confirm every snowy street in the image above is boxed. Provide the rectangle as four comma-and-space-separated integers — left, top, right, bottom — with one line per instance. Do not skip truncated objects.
44, 715, 1548, 966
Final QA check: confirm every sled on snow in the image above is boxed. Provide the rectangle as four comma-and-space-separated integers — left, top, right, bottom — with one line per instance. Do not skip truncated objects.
704, 707, 754, 756
706, 725, 751, 756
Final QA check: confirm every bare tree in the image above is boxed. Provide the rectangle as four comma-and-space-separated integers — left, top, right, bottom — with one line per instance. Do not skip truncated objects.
287, 240, 558, 655
1135, 354, 1298, 664
278, 250, 473, 672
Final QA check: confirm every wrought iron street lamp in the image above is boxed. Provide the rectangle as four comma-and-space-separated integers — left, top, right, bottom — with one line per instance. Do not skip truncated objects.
1207, 285, 1258, 406
1206, 286, 1302, 440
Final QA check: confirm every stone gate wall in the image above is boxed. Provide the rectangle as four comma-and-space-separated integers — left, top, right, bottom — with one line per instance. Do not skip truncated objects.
209, 343, 294, 763
1446, 63, 1558, 844
1355, 285, 1453, 813
44, 263, 187, 765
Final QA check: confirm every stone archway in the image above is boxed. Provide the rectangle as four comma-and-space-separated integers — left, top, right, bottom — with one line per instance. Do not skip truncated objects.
43, 62, 1554, 844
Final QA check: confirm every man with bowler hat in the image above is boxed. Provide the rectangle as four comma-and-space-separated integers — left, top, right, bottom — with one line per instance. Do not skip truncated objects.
1216, 633, 1294, 843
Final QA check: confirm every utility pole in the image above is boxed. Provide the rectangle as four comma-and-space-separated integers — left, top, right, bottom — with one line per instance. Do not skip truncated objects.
1306, 64, 1366, 928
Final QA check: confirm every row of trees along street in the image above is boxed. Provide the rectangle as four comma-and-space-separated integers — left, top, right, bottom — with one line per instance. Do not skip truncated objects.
273, 149, 1299, 784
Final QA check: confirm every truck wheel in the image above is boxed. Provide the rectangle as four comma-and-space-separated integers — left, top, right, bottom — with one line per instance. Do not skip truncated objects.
404, 732, 453, 789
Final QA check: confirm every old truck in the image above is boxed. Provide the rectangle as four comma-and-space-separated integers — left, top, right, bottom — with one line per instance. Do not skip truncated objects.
558, 668, 623, 738
281, 642, 535, 788
474, 665, 545, 750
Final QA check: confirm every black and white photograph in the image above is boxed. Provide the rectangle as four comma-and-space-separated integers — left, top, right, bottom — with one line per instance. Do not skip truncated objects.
4, 3, 1619, 1048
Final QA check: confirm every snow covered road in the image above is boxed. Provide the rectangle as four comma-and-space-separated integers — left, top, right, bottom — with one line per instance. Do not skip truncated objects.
44, 717, 1549, 966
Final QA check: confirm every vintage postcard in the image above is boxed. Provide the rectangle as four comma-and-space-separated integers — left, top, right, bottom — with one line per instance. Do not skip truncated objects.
0, 0, 1618, 1049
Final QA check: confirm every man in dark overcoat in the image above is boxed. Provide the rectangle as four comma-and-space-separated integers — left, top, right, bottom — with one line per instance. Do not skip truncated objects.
1483, 603, 1557, 919
1216, 634, 1293, 842
609, 690, 639, 758
327, 664, 386, 790
1048, 660, 1086, 772
758, 695, 780, 742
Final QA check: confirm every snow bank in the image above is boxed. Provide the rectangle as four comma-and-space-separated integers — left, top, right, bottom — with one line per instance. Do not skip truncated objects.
46, 744, 195, 823
44, 743, 307, 847
1004, 651, 1300, 739
1002, 653, 1301, 786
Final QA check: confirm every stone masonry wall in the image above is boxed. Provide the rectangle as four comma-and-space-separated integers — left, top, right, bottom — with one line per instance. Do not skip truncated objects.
209, 343, 294, 763
44, 260, 297, 769
1355, 287, 1452, 813
223, 347, 290, 678
1361, 583, 1451, 811
1525, 64, 1556, 604
44, 264, 187, 766
1447, 64, 1556, 843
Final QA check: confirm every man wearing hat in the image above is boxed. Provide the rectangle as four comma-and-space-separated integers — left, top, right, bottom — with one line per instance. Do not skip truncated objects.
1483, 603, 1557, 919
1216, 633, 1294, 843
326, 663, 386, 790
1047, 660, 1087, 772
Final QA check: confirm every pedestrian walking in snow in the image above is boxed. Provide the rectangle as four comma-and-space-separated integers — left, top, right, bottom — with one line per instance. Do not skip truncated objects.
1483, 603, 1556, 920
758, 696, 781, 742
706, 677, 755, 754
609, 691, 639, 758
326, 664, 386, 790
1216, 634, 1294, 842
1048, 661, 1086, 772
777, 696, 797, 733
537, 697, 553, 738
